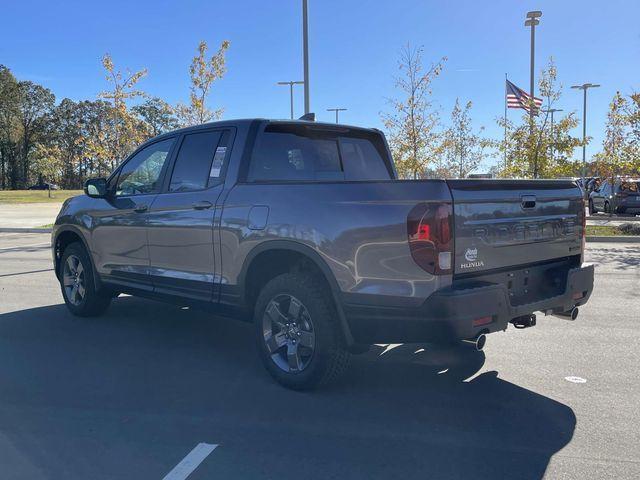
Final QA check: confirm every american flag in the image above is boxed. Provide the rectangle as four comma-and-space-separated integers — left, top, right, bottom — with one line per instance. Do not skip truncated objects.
506, 79, 542, 114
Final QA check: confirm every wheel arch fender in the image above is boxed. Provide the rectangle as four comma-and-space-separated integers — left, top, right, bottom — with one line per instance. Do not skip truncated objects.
53, 225, 102, 290
239, 240, 354, 346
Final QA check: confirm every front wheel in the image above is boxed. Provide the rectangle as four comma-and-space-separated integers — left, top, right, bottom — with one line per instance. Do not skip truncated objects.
254, 273, 350, 390
588, 199, 596, 215
60, 242, 111, 317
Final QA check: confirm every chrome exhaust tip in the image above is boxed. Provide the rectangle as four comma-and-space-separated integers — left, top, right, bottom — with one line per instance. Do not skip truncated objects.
462, 333, 486, 351
554, 306, 579, 321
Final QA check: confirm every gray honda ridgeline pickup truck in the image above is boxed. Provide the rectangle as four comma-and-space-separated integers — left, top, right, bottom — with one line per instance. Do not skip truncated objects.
52, 119, 594, 389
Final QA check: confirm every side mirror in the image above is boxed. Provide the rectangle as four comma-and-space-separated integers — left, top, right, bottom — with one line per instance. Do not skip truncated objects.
84, 178, 108, 198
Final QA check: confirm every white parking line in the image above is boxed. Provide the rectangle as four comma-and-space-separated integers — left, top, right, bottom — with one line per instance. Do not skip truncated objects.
162, 443, 218, 480
0, 243, 50, 251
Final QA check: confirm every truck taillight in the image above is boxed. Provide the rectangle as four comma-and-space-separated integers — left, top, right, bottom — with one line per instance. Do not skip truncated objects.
407, 203, 453, 275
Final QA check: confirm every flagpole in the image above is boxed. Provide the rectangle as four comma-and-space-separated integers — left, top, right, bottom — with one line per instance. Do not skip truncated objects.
504, 73, 508, 175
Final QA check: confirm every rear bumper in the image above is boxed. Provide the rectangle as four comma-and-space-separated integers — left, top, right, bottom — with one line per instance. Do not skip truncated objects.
343, 264, 594, 344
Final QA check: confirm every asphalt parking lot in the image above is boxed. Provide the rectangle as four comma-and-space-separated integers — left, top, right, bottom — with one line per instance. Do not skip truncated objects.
0, 232, 639, 479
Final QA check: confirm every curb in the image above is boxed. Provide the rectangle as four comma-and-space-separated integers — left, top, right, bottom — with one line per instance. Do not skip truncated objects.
588, 215, 640, 222
586, 235, 640, 243
0, 227, 52, 234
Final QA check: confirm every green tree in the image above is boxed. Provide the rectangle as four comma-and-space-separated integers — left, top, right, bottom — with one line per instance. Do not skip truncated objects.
37, 99, 118, 187
382, 44, 446, 179
495, 59, 581, 178
0, 65, 20, 188
133, 97, 179, 137
16, 81, 55, 186
592, 91, 640, 179
176, 40, 230, 126
441, 99, 488, 178
623, 92, 640, 173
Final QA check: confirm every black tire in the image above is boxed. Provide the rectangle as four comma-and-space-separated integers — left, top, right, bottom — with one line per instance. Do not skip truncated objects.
604, 201, 610, 214
588, 199, 596, 215
254, 273, 350, 390
59, 242, 111, 317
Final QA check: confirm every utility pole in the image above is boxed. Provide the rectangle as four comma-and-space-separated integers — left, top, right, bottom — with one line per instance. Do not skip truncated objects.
302, 0, 310, 114
571, 83, 601, 179
277, 81, 304, 119
542, 108, 563, 160
326, 108, 347, 123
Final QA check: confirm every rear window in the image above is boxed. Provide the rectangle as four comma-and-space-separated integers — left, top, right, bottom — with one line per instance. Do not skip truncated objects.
618, 181, 640, 193
247, 124, 391, 182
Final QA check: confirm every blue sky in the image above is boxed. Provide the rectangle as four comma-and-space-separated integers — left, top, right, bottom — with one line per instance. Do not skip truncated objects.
2, 0, 638, 170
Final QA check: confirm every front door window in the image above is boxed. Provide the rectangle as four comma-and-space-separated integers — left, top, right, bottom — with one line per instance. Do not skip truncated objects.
115, 138, 175, 196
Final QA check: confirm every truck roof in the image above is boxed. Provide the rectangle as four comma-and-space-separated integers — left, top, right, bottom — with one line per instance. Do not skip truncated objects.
149, 118, 380, 143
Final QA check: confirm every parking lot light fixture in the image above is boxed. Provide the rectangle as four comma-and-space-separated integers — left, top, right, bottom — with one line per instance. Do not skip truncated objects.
571, 83, 601, 179
326, 108, 347, 123
524, 11, 542, 136
277, 81, 305, 119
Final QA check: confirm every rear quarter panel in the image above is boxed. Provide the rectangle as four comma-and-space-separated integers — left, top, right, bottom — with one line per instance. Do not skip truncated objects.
219, 180, 453, 307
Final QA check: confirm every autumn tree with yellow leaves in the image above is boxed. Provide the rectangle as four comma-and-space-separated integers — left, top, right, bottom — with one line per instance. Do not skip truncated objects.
382, 44, 446, 179
98, 53, 149, 169
176, 40, 230, 126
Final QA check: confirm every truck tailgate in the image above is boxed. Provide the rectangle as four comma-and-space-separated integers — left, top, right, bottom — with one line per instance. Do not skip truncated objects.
447, 179, 584, 275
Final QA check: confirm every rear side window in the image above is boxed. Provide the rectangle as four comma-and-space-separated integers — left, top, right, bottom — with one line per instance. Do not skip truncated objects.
340, 137, 391, 181
169, 131, 223, 192
248, 124, 391, 182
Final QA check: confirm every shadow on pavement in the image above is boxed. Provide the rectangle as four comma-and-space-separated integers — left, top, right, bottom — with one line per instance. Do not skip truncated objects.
587, 245, 640, 270
0, 296, 575, 480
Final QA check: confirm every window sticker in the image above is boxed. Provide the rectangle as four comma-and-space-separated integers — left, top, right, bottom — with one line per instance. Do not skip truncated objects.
210, 146, 227, 178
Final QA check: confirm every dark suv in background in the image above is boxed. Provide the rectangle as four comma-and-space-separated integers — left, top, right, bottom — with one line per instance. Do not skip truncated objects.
589, 178, 640, 215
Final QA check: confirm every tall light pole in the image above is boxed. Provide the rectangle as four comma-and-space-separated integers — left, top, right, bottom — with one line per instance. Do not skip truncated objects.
524, 11, 542, 134
302, 0, 310, 114
277, 81, 304, 119
542, 108, 563, 160
326, 108, 347, 123
571, 83, 600, 179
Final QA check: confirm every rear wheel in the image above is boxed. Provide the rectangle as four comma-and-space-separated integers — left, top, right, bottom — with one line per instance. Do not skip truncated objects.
588, 199, 596, 215
60, 242, 111, 317
604, 201, 611, 214
254, 273, 350, 390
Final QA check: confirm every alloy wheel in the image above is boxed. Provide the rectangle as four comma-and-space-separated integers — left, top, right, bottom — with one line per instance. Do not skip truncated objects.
262, 294, 316, 373
63, 254, 86, 306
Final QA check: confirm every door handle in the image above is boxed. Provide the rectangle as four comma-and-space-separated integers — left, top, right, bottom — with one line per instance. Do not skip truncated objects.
133, 204, 148, 213
521, 195, 536, 209
192, 200, 213, 210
